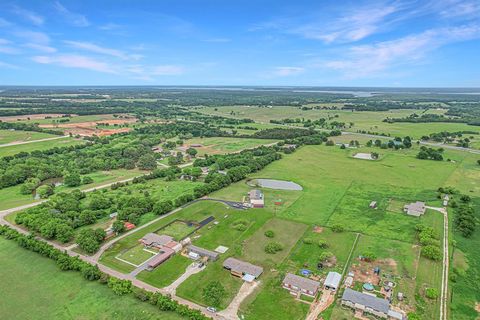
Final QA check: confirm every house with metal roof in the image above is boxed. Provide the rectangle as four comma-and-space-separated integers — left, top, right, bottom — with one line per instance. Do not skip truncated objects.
186, 245, 219, 261
223, 257, 263, 280
341, 288, 390, 318
282, 273, 320, 297
324, 271, 342, 291
403, 201, 426, 216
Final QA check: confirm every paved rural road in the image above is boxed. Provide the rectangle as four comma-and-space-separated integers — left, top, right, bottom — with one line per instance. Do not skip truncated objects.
426, 206, 449, 320
0, 135, 69, 148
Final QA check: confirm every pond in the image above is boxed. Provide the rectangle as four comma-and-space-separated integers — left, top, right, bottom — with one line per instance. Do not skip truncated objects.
247, 179, 303, 191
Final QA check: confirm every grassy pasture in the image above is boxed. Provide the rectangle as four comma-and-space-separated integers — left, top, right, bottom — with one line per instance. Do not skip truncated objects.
0, 129, 57, 144
158, 220, 197, 241
117, 244, 156, 266
197, 105, 480, 138
0, 238, 183, 320
0, 168, 145, 211
243, 218, 307, 265
0, 137, 84, 157
184, 136, 278, 156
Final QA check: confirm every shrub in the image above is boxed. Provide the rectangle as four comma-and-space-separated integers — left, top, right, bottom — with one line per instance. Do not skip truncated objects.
362, 251, 377, 262
303, 238, 313, 244
422, 245, 442, 261
425, 288, 439, 299
331, 224, 344, 232
231, 219, 249, 231
318, 240, 328, 248
107, 277, 132, 295
264, 230, 275, 238
265, 242, 283, 254
202, 281, 225, 307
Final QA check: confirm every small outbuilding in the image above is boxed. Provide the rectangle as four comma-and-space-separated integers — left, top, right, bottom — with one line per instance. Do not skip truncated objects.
186, 245, 219, 261
324, 271, 342, 291
369, 201, 377, 209
248, 189, 264, 208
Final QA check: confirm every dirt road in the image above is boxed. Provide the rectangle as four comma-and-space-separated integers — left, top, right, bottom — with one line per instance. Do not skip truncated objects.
426, 206, 449, 320
0, 135, 69, 148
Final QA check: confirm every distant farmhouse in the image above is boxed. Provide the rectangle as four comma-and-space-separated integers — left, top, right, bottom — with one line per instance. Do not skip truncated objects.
403, 201, 426, 216
341, 288, 405, 320
282, 273, 320, 297
248, 189, 264, 208
223, 257, 263, 282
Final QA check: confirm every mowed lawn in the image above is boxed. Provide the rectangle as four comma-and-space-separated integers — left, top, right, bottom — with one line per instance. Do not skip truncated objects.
0, 129, 57, 144
0, 238, 183, 320
0, 136, 84, 157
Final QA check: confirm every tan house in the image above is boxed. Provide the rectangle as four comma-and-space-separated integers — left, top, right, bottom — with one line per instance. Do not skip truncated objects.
282, 273, 320, 297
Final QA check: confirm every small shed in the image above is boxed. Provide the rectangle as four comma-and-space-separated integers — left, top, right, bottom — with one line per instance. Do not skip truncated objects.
369, 201, 377, 209
324, 271, 342, 291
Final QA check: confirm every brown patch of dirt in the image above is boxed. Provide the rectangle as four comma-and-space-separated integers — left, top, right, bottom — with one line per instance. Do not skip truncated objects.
313, 226, 324, 233
39, 117, 136, 137
349, 258, 399, 286
475, 302, 480, 312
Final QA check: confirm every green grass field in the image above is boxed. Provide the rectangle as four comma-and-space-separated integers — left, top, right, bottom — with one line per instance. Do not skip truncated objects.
0, 238, 183, 320
157, 220, 197, 240
184, 136, 278, 156
0, 129, 57, 144
0, 168, 145, 211
117, 244, 156, 266
197, 106, 480, 139
137, 255, 193, 288
96, 140, 478, 319
0, 137, 84, 158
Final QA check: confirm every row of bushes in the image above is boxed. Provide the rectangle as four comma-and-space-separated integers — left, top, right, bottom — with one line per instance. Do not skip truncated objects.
0, 225, 209, 320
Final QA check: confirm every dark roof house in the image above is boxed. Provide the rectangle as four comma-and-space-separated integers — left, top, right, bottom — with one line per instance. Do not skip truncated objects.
223, 257, 263, 278
341, 288, 390, 318
282, 273, 320, 297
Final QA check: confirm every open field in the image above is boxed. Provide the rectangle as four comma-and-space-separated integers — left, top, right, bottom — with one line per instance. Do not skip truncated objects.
0, 137, 84, 157
0, 238, 183, 320
95, 139, 479, 319
0, 130, 57, 144
0, 168, 145, 211
197, 106, 480, 138
182, 137, 278, 156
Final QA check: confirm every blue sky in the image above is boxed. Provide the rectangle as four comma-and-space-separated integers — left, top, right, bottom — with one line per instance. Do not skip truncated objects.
0, 0, 479, 86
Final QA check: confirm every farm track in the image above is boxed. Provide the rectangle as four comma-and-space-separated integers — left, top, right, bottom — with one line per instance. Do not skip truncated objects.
0, 135, 69, 148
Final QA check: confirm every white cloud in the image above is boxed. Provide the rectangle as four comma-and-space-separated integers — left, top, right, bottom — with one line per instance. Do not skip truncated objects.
54, 1, 89, 27
273, 66, 304, 76
64, 41, 141, 60
0, 38, 19, 54
11, 5, 44, 26
32, 54, 115, 73
292, 4, 398, 43
24, 43, 57, 53
15, 31, 50, 45
0, 61, 19, 69
322, 24, 480, 78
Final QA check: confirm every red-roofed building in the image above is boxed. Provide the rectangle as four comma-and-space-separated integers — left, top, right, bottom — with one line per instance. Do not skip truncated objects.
124, 222, 136, 230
